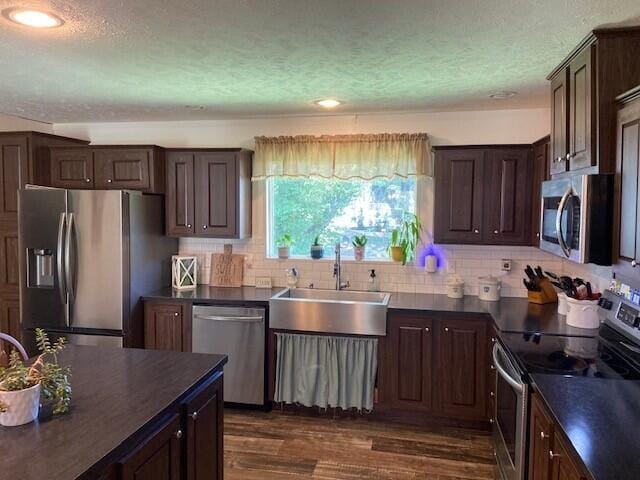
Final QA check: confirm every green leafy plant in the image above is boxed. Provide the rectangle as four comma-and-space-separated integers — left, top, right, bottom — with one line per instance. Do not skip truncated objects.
388, 212, 422, 265
352, 235, 368, 248
312, 235, 323, 247
0, 329, 72, 415
277, 233, 293, 247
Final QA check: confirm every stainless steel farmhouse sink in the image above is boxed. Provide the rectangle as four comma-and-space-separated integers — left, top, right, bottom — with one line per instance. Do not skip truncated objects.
269, 288, 390, 336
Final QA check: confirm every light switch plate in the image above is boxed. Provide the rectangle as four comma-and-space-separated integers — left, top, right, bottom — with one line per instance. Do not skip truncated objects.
255, 277, 272, 288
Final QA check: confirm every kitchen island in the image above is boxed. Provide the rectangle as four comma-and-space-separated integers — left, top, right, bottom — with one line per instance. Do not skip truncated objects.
1, 345, 227, 480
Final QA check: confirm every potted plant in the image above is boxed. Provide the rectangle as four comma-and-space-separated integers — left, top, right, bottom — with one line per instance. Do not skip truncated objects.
277, 233, 293, 259
352, 235, 367, 261
0, 329, 72, 427
310, 235, 324, 259
388, 212, 422, 265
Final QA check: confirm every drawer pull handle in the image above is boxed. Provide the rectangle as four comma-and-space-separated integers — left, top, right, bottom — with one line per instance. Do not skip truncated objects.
540, 431, 548, 440
549, 450, 560, 460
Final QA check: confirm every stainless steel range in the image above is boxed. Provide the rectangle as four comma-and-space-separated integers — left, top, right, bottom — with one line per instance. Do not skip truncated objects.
492, 289, 640, 480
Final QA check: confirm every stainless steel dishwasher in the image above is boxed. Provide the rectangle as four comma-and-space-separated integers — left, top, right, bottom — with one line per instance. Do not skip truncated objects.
192, 305, 265, 406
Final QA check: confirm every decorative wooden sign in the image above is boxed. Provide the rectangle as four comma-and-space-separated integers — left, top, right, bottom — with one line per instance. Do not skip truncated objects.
209, 244, 244, 287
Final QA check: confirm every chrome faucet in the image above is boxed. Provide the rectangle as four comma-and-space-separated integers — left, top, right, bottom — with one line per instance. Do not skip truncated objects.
333, 243, 350, 290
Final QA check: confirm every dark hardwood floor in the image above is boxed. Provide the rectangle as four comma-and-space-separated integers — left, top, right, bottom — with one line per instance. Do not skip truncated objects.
224, 409, 497, 479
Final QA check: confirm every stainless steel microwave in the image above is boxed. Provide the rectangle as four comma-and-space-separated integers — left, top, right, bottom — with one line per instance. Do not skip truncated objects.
539, 174, 613, 265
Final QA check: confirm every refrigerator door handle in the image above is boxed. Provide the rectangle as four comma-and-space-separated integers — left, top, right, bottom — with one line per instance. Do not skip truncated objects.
56, 212, 68, 309
64, 212, 76, 307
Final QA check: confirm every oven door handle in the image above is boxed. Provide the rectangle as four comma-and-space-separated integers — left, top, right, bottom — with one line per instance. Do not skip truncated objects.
556, 187, 573, 258
492, 343, 524, 393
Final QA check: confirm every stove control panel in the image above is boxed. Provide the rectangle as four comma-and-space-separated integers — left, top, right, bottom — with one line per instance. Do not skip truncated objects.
617, 302, 640, 328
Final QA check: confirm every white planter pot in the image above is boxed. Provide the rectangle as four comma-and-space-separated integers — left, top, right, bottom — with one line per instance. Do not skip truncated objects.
278, 246, 290, 259
0, 383, 41, 427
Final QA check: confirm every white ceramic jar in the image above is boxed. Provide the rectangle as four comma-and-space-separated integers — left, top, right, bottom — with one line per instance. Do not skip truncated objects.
478, 275, 501, 301
446, 278, 464, 299
566, 297, 601, 329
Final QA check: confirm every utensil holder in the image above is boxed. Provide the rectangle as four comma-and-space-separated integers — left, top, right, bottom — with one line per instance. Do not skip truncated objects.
527, 278, 558, 304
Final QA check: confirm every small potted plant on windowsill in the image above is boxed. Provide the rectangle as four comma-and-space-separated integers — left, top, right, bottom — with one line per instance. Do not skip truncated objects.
0, 329, 72, 427
388, 212, 422, 265
310, 235, 325, 260
352, 235, 367, 261
277, 233, 293, 259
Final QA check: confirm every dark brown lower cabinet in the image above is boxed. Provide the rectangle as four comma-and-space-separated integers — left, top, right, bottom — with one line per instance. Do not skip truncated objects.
183, 374, 224, 480
379, 312, 489, 423
528, 394, 589, 480
119, 414, 182, 480
144, 301, 192, 352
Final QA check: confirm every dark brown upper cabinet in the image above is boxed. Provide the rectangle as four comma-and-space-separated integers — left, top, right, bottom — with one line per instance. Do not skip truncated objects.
434, 145, 533, 246
547, 27, 640, 176
166, 149, 252, 239
613, 86, 640, 287
531, 136, 550, 243
49, 145, 165, 193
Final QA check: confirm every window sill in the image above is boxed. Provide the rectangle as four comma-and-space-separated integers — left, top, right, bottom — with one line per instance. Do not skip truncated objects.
265, 255, 407, 265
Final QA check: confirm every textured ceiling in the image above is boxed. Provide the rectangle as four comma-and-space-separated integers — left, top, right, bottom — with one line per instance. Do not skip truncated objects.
1, 0, 640, 123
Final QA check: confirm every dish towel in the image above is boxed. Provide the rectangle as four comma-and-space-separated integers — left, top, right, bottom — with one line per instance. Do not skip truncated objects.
274, 332, 378, 411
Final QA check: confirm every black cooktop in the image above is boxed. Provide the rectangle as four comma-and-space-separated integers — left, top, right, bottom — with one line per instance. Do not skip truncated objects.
500, 324, 640, 380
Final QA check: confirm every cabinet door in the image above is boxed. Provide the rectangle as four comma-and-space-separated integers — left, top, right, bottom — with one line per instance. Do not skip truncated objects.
434, 149, 485, 243
166, 152, 195, 236
529, 394, 555, 480
94, 149, 152, 190
550, 70, 569, 175
50, 148, 94, 188
0, 298, 21, 356
0, 135, 29, 221
531, 138, 550, 244
569, 46, 596, 171
550, 433, 588, 480
119, 414, 182, 480
194, 153, 237, 237
183, 374, 224, 480
379, 314, 433, 411
437, 317, 487, 420
614, 98, 640, 281
483, 148, 532, 245
144, 303, 187, 352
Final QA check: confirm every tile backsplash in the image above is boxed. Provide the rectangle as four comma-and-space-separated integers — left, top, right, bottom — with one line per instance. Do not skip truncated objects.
179, 238, 612, 297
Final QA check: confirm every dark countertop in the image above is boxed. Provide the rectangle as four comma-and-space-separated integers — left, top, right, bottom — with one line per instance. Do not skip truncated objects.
143, 285, 281, 305
144, 286, 597, 336
2, 346, 227, 480
531, 374, 640, 480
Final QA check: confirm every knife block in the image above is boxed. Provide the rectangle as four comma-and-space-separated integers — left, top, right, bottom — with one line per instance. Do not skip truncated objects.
527, 278, 558, 304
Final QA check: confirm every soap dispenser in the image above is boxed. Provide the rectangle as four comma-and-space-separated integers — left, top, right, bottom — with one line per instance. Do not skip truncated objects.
368, 269, 379, 292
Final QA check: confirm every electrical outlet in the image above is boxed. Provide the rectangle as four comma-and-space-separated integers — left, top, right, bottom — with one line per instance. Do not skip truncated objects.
501, 259, 512, 271
255, 277, 272, 289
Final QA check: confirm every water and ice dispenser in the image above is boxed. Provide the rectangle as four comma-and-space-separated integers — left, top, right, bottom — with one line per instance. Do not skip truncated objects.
26, 248, 54, 288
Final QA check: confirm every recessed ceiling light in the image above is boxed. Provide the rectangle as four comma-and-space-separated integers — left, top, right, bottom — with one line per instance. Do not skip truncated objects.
315, 99, 343, 108
3, 8, 64, 28
488, 91, 517, 100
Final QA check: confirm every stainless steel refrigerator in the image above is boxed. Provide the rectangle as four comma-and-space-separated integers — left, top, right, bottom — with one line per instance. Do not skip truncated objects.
18, 187, 177, 350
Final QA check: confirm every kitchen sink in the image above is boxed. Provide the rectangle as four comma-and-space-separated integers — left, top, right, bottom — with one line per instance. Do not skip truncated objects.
269, 288, 390, 336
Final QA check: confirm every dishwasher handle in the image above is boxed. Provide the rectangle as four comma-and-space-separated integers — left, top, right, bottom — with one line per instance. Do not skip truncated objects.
193, 314, 264, 324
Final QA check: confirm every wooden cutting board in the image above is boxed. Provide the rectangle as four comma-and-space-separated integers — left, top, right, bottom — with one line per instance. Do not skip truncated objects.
209, 244, 244, 287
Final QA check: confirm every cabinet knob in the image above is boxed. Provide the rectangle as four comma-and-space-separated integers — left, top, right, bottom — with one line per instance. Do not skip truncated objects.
549, 450, 560, 460
424, 327, 430, 332
556, 156, 563, 163
490, 364, 496, 370
474, 229, 480, 234
107, 179, 112, 183
489, 418, 494, 424
493, 230, 498, 234
536, 232, 540, 238
203, 225, 208, 229
540, 431, 549, 440
190, 411, 198, 420
174, 312, 179, 316
565, 153, 572, 160
444, 327, 449, 332
491, 337, 496, 343
176, 429, 183, 439
490, 391, 495, 397
187, 224, 192, 228
632, 260, 638, 268
85, 178, 91, 183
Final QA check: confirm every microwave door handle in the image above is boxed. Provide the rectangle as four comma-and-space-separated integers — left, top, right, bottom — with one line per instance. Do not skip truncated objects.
492, 343, 524, 393
556, 188, 572, 257
56, 212, 68, 314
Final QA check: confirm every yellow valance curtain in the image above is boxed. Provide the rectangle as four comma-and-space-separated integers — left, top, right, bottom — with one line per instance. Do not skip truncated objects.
252, 133, 432, 180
